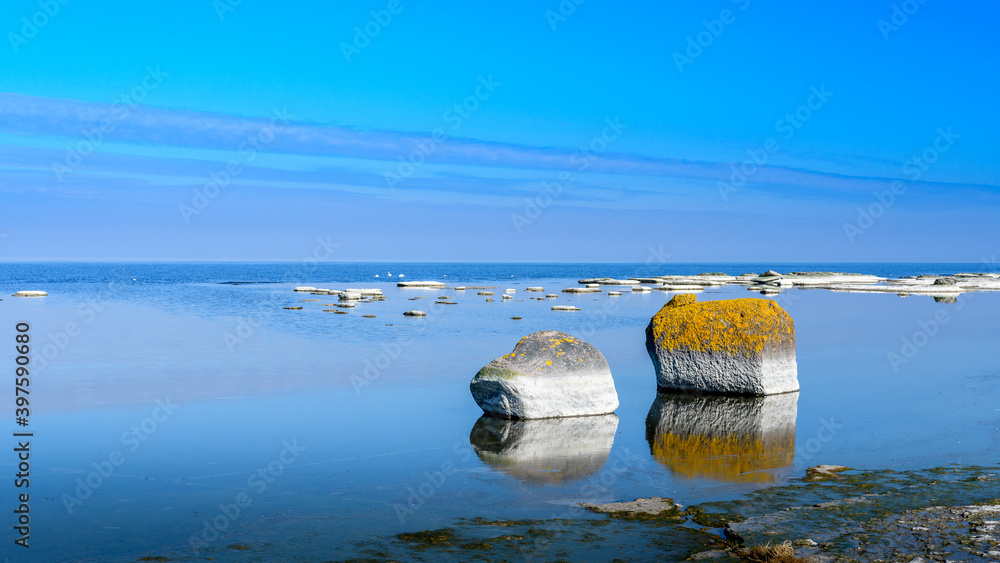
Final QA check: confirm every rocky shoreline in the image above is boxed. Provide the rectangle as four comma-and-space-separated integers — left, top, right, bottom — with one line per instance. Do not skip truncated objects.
580, 270, 1000, 298
358, 464, 1000, 562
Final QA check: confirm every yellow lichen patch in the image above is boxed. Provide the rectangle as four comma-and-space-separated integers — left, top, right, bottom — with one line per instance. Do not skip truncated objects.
545, 360, 552, 366
650, 296, 794, 358
649, 431, 795, 484
667, 293, 698, 308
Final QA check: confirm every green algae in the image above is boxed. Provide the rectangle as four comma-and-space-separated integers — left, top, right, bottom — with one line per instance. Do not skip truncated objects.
358, 465, 1000, 562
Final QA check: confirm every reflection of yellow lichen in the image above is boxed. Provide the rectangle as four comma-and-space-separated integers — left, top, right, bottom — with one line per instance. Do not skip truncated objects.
649, 295, 794, 357
650, 431, 794, 483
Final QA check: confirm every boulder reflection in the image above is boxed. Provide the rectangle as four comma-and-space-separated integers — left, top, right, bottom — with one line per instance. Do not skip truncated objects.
645, 392, 798, 483
470, 414, 619, 484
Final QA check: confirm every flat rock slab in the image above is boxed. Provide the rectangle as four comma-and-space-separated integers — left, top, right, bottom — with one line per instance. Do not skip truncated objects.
581, 497, 683, 518
469, 330, 619, 419
403, 310, 426, 316
551, 306, 581, 311
13, 291, 47, 297
646, 294, 798, 395
397, 281, 446, 288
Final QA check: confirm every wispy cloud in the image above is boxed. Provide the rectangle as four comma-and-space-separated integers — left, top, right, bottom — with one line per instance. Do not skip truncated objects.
0, 93, 996, 209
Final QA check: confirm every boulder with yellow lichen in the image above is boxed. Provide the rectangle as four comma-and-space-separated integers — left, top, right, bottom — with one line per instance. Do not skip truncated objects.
470, 330, 619, 419
645, 294, 798, 395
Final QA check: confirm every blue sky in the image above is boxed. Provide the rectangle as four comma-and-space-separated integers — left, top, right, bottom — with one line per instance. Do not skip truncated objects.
0, 0, 997, 262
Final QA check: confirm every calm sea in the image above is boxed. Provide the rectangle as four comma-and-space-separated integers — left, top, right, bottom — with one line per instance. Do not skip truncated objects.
1, 262, 998, 561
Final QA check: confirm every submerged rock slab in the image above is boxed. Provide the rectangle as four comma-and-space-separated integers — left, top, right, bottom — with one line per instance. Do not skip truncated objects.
470, 413, 618, 483
645, 294, 798, 395
470, 331, 619, 419
646, 392, 797, 483
581, 497, 683, 519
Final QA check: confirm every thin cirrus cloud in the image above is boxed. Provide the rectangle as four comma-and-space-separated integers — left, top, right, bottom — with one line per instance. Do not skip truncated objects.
0, 92, 994, 209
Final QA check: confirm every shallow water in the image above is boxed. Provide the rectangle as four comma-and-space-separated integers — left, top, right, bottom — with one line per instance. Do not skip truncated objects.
0, 262, 997, 561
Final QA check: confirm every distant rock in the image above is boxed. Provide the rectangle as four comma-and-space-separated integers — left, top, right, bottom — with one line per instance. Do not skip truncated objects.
525, 287, 545, 292
502, 295, 513, 300
632, 286, 652, 292
469, 331, 619, 419
397, 281, 446, 288
608, 291, 622, 296
478, 291, 495, 296
586, 283, 600, 288
283, 306, 303, 310
455, 286, 466, 291
403, 310, 426, 317
504, 288, 516, 293
13, 291, 47, 297
293, 286, 317, 292
645, 294, 798, 395
578, 278, 640, 285
545, 294, 559, 299
563, 287, 601, 293
551, 305, 581, 311
760, 270, 781, 277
